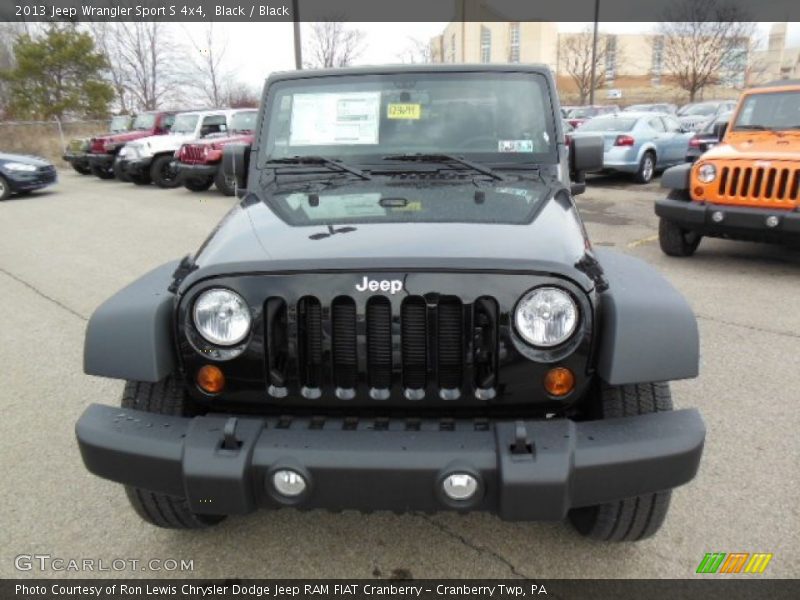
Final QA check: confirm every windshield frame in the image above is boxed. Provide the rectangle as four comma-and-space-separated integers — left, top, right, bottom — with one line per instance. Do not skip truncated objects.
171, 114, 200, 134
230, 110, 257, 133
257, 70, 560, 170
132, 114, 156, 131
109, 115, 131, 132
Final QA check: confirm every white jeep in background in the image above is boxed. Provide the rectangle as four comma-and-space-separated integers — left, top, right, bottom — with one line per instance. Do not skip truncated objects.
116, 109, 238, 188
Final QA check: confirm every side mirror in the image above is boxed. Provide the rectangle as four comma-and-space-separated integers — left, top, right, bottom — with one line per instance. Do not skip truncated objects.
569, 135, 604, 195
714, 122, 728, 141
222, 143, 251, 193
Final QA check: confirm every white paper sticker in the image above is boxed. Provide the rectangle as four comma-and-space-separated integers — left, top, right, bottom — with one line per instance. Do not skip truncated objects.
290, 92, 380, 146
498, 140, 534, 153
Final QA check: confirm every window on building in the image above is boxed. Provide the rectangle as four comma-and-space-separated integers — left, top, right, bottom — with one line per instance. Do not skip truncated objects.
480, 26, 492, 63
449, 33, 456, 63
509, 22, 520, 63
651, 36, 664, 85
605, 35, 617, 84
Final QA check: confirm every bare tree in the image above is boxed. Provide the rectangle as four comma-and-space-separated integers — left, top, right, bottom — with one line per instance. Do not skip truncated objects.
398, 37, 433, 64
657, 0, 757, 101
225, 81, 260, 108
559, 28, 608, 105
185, 24, 228, 107
89, 23, 131, 113
303, 21, 366, 69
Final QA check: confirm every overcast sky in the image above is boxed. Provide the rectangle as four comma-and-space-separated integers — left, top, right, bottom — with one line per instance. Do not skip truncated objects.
180, 22, 800, 93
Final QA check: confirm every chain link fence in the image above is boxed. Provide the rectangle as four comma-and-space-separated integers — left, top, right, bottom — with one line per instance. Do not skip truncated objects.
0, 119, 109, 165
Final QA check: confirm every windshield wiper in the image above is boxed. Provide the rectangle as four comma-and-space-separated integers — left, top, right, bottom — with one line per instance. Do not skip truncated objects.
381, 153, 506, 181
266, 156, 371, 180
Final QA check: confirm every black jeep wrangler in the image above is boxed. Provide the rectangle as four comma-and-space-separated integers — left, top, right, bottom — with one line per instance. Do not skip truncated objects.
76, 65, 705, 541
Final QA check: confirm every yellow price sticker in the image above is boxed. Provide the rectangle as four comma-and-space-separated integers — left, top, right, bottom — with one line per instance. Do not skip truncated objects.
387, 103, 421, 120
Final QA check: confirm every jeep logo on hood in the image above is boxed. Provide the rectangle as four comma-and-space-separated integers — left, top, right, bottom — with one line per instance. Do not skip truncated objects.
355, 276, 403, 294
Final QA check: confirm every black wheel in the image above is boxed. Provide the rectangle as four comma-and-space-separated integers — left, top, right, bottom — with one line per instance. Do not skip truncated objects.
150, 155, 181, 188
113, 160, 131, 182
121, 378, 225, 529
214, 169, 236, 196
659, 218, 701, 257
568, 382, 674, 542
90, 163, 115, 180
184, 176, 214, 192
71, 163, 92, 175
0, 175, 11, 200
633, 152, 656, 184
129, 172, 152, 186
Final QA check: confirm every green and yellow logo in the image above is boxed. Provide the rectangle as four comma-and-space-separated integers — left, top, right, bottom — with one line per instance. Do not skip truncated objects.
696, 552, 773, 574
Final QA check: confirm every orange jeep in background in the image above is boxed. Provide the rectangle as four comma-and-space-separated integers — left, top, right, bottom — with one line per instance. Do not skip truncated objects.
656, 80, 800, 256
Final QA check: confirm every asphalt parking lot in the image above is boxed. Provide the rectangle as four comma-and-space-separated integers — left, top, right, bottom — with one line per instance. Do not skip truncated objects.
1, 170, 798, 579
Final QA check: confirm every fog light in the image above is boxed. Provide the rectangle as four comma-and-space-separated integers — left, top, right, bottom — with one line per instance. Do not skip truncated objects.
442, 473, 478, 501
711, 211, 725, 223
197, 365, 225, 394
544, 367, 575, 397
765, 215, 779, 228
273, 469, 307, 497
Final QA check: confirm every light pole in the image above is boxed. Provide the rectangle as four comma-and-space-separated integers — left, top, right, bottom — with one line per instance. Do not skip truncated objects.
292, 0, 302, 69
588, 0, 599, 105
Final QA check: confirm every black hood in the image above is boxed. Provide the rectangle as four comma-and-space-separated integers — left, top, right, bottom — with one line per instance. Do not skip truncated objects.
0, 152, 52, 167
183, 181, 594, 292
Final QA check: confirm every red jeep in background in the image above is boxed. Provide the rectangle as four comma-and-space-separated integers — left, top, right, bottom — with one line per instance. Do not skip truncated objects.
176, 109, 257, 196
87, 111, 177, 180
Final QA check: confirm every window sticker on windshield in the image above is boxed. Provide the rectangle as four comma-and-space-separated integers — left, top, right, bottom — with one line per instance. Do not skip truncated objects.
387, 103, 421, 120
286, 193, 385, 219
495, 187, 535, 202
290, 92, 380, 146
498, 140, 534, 153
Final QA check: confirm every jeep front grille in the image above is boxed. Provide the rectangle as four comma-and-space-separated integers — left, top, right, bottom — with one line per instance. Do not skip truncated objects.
263, 295, 499, 402
717, 165, 800, 205
180, 145, 206, 164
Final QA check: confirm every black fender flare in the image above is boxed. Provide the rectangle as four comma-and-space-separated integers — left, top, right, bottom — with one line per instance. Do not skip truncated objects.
594, 249, 699, 385
661, 163, 692, 190
83, 260, 179, 382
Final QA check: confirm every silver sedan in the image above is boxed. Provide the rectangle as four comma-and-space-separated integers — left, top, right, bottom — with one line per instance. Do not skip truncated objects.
571, 112, 694, 184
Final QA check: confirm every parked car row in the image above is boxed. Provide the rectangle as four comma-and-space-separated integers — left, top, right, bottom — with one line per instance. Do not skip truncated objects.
64, 107, 257, 196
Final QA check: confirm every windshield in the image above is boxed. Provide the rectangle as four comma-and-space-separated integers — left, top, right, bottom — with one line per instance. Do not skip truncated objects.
172, 114, 199, 134
231, 111, 257, 132
733, 91, 800, 131
262, 72, 557, 165
569, 107, 594, 118
132, 114, 156, 130
683, 104, 717, 116
578, 117, 637, 132
109, 115, 131, 132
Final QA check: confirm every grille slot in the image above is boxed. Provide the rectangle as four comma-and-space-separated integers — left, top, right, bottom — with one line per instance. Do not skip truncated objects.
473, 297, 499, 391
264, 298, 289, 391
331, 297, 358, 391
366, 297, 392, 390
437, 297, 464, 391
297, 297, 323, 389
401, 297, 428, 392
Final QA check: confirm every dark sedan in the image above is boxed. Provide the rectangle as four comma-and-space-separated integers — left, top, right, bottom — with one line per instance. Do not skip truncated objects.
685, 111, 732, 162
0, 152, 58, 200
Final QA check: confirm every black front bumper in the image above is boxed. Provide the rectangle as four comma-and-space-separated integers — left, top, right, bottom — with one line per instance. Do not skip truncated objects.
63, 152, 88, 166
76, 404, 704, 520
4, 168, 58, 191
87, 153, 114, 169
176, 163, 218, 179
118, 156, 153, 177
656, 198, 800, 244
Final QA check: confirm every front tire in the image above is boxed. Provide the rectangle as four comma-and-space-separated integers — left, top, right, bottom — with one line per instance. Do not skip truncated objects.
90, 163, 115, 180
184, 176, 214, 192
659, 218, 701, 257
633, 152, 656, 184
113, 160, 131, 182
0, 175, 10, 200
121, 378, 225, 529
150, 155, 181, 189
568, 382, 674, 542
71, 163, 92, 175
214, 169, 236, 196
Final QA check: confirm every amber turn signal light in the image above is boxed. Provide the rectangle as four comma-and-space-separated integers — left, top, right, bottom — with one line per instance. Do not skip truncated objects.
544, 367, 575, 397
197, 365, 225, 394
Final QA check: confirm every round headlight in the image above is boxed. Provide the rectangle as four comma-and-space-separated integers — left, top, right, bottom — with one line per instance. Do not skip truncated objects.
697, 163, 716, 183
515, 287, 578, 348
193, 289, 251, 346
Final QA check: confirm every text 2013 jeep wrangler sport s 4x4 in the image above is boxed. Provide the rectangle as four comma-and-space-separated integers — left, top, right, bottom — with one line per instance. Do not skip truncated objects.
76, 65, 705, 541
